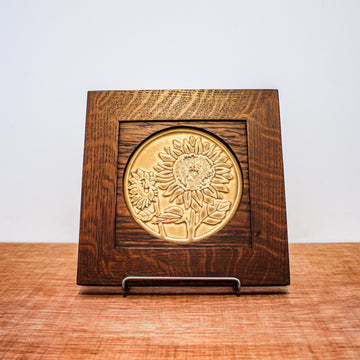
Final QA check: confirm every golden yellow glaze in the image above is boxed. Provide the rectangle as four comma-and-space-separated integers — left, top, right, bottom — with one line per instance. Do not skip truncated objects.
124, 127, 243, 243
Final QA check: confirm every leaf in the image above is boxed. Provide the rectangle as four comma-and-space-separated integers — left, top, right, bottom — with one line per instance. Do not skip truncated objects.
201, 201, 231, 226
138, 209, 156, 222
200, 205, 208, 220
153, 206, 185, 224
165, 206, 183, 216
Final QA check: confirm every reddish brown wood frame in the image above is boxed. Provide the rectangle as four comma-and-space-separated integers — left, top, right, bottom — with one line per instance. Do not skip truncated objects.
77, 90, 289, 286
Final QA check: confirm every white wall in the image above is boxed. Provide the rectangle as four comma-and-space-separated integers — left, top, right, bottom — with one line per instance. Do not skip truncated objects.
1, 0, 359, 243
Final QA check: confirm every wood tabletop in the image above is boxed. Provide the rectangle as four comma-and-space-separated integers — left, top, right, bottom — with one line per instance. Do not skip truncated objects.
0, 243, 359, 359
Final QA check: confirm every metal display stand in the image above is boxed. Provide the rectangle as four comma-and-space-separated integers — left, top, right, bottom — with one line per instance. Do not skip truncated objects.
122, 276, 241, 296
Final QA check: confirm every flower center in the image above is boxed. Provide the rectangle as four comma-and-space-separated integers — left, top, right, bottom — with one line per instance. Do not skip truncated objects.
138, 177, 154, 199
173, 154, 215, 191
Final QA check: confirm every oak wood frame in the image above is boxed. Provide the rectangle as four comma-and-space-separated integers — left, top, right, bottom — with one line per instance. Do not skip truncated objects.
77, 90, 289, 286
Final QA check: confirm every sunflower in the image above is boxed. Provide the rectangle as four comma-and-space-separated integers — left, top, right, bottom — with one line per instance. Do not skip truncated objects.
154, 135, 233, 212
128, 169, 158, 210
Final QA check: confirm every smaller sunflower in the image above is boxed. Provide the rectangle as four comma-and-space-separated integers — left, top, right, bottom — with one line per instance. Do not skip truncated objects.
128, 169, 158, 210
154, 135, 233, 211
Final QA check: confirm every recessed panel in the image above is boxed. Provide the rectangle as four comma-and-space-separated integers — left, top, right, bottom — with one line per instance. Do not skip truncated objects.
115, 121, 252, 248
124, 127, 243, 244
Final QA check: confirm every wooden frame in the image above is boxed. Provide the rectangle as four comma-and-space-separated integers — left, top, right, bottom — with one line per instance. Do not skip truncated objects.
77, 90, 289, 286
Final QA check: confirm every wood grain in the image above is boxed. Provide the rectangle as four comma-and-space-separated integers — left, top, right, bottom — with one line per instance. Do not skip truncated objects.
1, 243, 360, 359
78, 90, 289, 286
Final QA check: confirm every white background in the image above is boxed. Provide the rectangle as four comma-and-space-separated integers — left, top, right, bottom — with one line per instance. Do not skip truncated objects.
1, 0, 359, 243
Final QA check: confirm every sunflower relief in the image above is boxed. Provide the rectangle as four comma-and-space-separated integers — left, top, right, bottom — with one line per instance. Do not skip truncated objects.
124, 128, 242, 244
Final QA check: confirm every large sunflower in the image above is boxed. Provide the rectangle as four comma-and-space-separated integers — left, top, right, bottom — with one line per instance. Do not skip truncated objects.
154, 135, 233, 212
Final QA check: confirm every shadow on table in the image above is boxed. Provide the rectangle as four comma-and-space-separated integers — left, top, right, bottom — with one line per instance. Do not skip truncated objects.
78, 286, 289, 296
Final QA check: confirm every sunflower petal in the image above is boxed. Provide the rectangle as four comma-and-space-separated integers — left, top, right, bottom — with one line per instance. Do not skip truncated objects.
159, 152, 175, 162
169, 148, 179, 159
176, 194, 184, 205
157, 170, 173, 177
204, 143, 216, 156
222, 173, 233, 180
156, 177, 174, 185
192, 190, 203, 205
202, 142, 210, 153
131, 195, 140, 202
191, 200, 200, 212
214, 162, 232, 169
183, 140, 192, 154
196, 189, 204, 203
214, 155, 228, 164
173, 139, 182, 149
158, 181, 174, 190
212, 176, 230, 184
161, 162, 174, 169
210, 150, 221, 161
203, 194, 214, 205
156, 171, 174, 179
189, 136, 195, 146
212, 183, 229, 193
153, 165, 164, 172
163, 182, 178, 196
204, 186, 218, 198
194, 137, 202, 154
216, 167, 232, 175
170, 187, 184, 202
184, 191, 192, 209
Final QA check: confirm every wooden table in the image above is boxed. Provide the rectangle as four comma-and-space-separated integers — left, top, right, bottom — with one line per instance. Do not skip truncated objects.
1, 243, 359, 359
